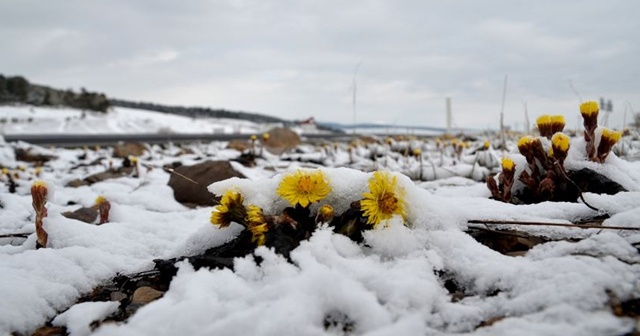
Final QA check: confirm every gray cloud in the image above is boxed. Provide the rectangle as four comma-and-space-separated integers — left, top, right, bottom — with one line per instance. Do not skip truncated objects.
1, 0, 638, 130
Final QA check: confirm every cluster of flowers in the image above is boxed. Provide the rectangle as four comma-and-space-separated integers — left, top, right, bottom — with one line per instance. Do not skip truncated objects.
579, 101, 622, 163
210, 169, 406, 250
488, 101, 622, 204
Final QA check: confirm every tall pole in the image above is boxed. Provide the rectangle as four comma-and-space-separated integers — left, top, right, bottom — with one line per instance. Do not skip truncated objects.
352, 61, 362, 136
523, 101, 530, 134
499, 75, 508, 148
446, 97, 452, 135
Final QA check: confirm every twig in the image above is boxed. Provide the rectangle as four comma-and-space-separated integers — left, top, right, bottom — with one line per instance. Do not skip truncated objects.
469, 152, 480, 179
0, 232, 32, 239
553, 162, 601, 212
160, 165, 219, 205
468, 219, 640, 231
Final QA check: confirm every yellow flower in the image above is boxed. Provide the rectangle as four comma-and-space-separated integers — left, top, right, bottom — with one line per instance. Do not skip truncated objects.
483, 140, 490, 149
601, 128, 622, 143
517, 136, 535, 154
1, 168, 8, 175
536, 115, 553, 138
210, 190, 246, 228
595, 128, 623, 163
361, 171, 406, 228
551, 133, 570, 154
536, 115, 551, 127
580, 101, 599, 116
250, 134, 257, 141
129, 156, 139, 164
247, 205, 268, 246
250, 223, 268, 246
412, 148, 422, 157
550, 115, 566, 133
316, 204, 334, 224
31, 180, 49, 205
276, 169, 331, 207
95, 195, 107, 205
262, 133, 270, 141
247, 205, 266, 225
501, 157, 515, 171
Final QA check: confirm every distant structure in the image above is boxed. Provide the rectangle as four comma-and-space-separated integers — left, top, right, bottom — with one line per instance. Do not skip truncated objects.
599, 97, 613, 127
445, 97, 452, 135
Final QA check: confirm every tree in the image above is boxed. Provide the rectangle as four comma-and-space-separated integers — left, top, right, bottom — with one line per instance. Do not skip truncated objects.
6, 76, 29, 101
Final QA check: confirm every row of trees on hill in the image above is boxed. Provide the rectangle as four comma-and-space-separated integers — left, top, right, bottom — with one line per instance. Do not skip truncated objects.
109, 99, 288, 124
0, 74, 109, 112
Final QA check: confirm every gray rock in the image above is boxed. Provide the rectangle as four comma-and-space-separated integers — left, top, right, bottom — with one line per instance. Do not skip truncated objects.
168, 160, 245, 206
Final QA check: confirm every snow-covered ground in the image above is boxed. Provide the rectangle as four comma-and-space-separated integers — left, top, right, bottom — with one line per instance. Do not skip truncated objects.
0, 105, 268, 135
0, 105, 639, 335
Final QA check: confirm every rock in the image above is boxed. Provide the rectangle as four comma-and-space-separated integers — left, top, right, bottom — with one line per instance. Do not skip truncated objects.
131, 286, 164, 305
568, 168, 627, 195
62, 207, 98, 223
110, 291, 128, 302
112, 142, 146, 158
465, 227, 546, 255
262, 127, 300, 155
66, 166, 134, 187
67, 178, 90, 187
125, 287, 165, 317
14, 147, 56, 163
32, 326, 67, 336
355, 135, 378, 145
84, 167, 134, 184
227, 139, 253, 152
168, 160, 245, 206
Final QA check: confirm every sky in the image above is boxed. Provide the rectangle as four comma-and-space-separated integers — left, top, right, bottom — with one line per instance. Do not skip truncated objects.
1, 0, 639, 130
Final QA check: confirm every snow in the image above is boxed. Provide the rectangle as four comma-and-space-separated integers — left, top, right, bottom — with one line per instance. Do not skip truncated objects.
52, 301, 120, 336
0, 105, 267, 135
1, 105, 640, 335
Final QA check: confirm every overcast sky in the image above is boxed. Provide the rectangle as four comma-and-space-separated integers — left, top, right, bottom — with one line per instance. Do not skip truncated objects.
1, 0, 639, 130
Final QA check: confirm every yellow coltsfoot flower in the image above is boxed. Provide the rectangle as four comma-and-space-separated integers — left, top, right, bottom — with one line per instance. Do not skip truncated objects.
517, 136, 535, 153
95, 195, 107, 206
277, 169, 331, 208
31, 180, 49, 248
551, 132, 570, 164
501, 157, 515, 172
246, 205, 268, 246
315, 204, 334, 225
210, 190, 247, 228
580, 101, 599, 160
94, 195, 111, 224
496, 157, 516, 203
596, 128, 622, 163
580, 101, 599, 117
361, 171, 406, 228
550, 115, 566, 134
536, 115, 553, 139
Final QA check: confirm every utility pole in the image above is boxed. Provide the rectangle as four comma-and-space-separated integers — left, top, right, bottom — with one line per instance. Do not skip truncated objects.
445, 97, 452, 135
499, 75, 508, 148
523, 101, 530, 134
352, 61, 362, 136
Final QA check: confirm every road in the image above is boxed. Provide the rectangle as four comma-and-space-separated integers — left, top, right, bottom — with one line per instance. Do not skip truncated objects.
3, 132, 355, 147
